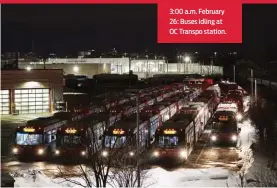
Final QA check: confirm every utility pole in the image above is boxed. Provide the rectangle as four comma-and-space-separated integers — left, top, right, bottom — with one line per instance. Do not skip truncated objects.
233, 65, 236, 83
167, 59, 168, 73
251, 69, 254, 97
136, 94, 141, 187
255, 79, 257, 103
129, 57, 131, 73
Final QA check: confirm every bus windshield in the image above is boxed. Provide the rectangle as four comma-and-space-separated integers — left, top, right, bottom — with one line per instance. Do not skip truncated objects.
213, 122, 237, 133
158, 136, 178, 148
16, 133, 43, 145
104, 136, 126, 148
61, 135, 82, 146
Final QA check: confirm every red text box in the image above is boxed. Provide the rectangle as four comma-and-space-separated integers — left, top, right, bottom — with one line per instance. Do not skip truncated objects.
158, 0, 242, 43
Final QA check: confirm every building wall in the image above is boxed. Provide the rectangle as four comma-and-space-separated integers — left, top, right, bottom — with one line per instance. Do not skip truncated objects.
166, 63, 223, 75
18, 63, 110, 78
17, 57, 223, 78
1, 69, 63, 103
130, 60, 166, 73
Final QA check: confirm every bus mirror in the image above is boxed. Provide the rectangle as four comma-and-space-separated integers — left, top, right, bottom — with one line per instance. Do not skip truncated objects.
238, 128, 241, 133
51, 135, 55, 140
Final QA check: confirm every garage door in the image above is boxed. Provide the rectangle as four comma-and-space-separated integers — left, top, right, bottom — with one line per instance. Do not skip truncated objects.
14, 89, 50, 114
0, 90, 10, 115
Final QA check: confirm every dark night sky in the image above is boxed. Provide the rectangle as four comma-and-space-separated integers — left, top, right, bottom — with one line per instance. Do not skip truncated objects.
2, 4, 277, 62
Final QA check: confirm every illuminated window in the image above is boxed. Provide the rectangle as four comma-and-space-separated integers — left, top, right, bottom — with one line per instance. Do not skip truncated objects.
104, 136, 126, 148
158, 136, 178, 147
16, 133, 43, 145
62, 135, 81, 145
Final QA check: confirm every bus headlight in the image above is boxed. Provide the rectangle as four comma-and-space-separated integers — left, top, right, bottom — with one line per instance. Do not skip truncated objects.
236, 114, 242, 121
81, 151, 86, 156
180, 150, 187, 158
153, 151, 159, 157
12, 148, 18, 154
102, 151, 108, 157
231, 135, 237, 141
55, 150, 60, 155
38, 149, 44, 155
129, 151, 134, 157
211, 135, 217, 141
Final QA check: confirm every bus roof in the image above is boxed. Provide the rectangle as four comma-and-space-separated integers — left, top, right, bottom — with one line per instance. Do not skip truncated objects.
168, 113, 196, 122
160, 119, 191, 130
26, 116, 60, 127
144, 105, 166, 111
107, 114, 149, 131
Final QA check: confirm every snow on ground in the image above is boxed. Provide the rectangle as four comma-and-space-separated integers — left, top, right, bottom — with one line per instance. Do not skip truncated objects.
237, 119, 257, 174
235, 118, 277, 186
236, 119, 277, 186
12, 167, 240, 187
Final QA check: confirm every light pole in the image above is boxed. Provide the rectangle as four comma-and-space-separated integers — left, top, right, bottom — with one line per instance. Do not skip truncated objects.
251, 69, 254, 97
136, 94, 140, 187
233, 65, 236, 83
184, 56, 190, 74
126, 89, 141, 187
177, 55, 181, 73
146, 55, 149, 73
155, 55, 157, 72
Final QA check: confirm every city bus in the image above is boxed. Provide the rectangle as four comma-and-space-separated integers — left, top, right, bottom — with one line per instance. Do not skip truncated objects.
12, 112, 84, 158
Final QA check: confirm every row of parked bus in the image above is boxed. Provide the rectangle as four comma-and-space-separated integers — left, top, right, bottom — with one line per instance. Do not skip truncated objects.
209, 81, 251, 145
150, 81, 249, 161
101, 91, 189, 158
150, 84, 221, 160
12, 83, 202, 159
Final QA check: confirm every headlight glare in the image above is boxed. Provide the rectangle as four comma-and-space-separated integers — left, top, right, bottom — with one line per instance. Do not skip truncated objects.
180, 150, 187, 158
38, 149, 44, 155
211, 135, 217, 141
231, 135, 237, 141
153, 151, 159, 157
236, 114, 242, 121
102, 151, 108, 157
12, 148, 18, 154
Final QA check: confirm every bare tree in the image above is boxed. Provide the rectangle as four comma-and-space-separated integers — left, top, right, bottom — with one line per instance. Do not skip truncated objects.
53, 115, 118, 187
109, 145, 156, 187
55, 114, 155, 188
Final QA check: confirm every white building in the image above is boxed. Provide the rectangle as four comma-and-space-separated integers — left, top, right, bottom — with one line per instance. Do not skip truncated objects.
18, 57, 223, 79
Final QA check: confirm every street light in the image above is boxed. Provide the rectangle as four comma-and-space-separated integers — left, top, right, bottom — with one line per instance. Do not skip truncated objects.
26, 66, 32, 71
73, 65, 79, 73
184, 56, 190, 63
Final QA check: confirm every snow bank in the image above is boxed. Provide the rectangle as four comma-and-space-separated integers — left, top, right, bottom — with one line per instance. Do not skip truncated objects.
236, 120, 257, 175
12, 167, 239, 187
245, 153, 277, 186
234, 118, 277, 187
11, 170, 61, 187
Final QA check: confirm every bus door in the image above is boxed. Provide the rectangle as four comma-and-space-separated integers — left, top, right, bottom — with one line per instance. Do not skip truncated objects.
45, 129, 57, 153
